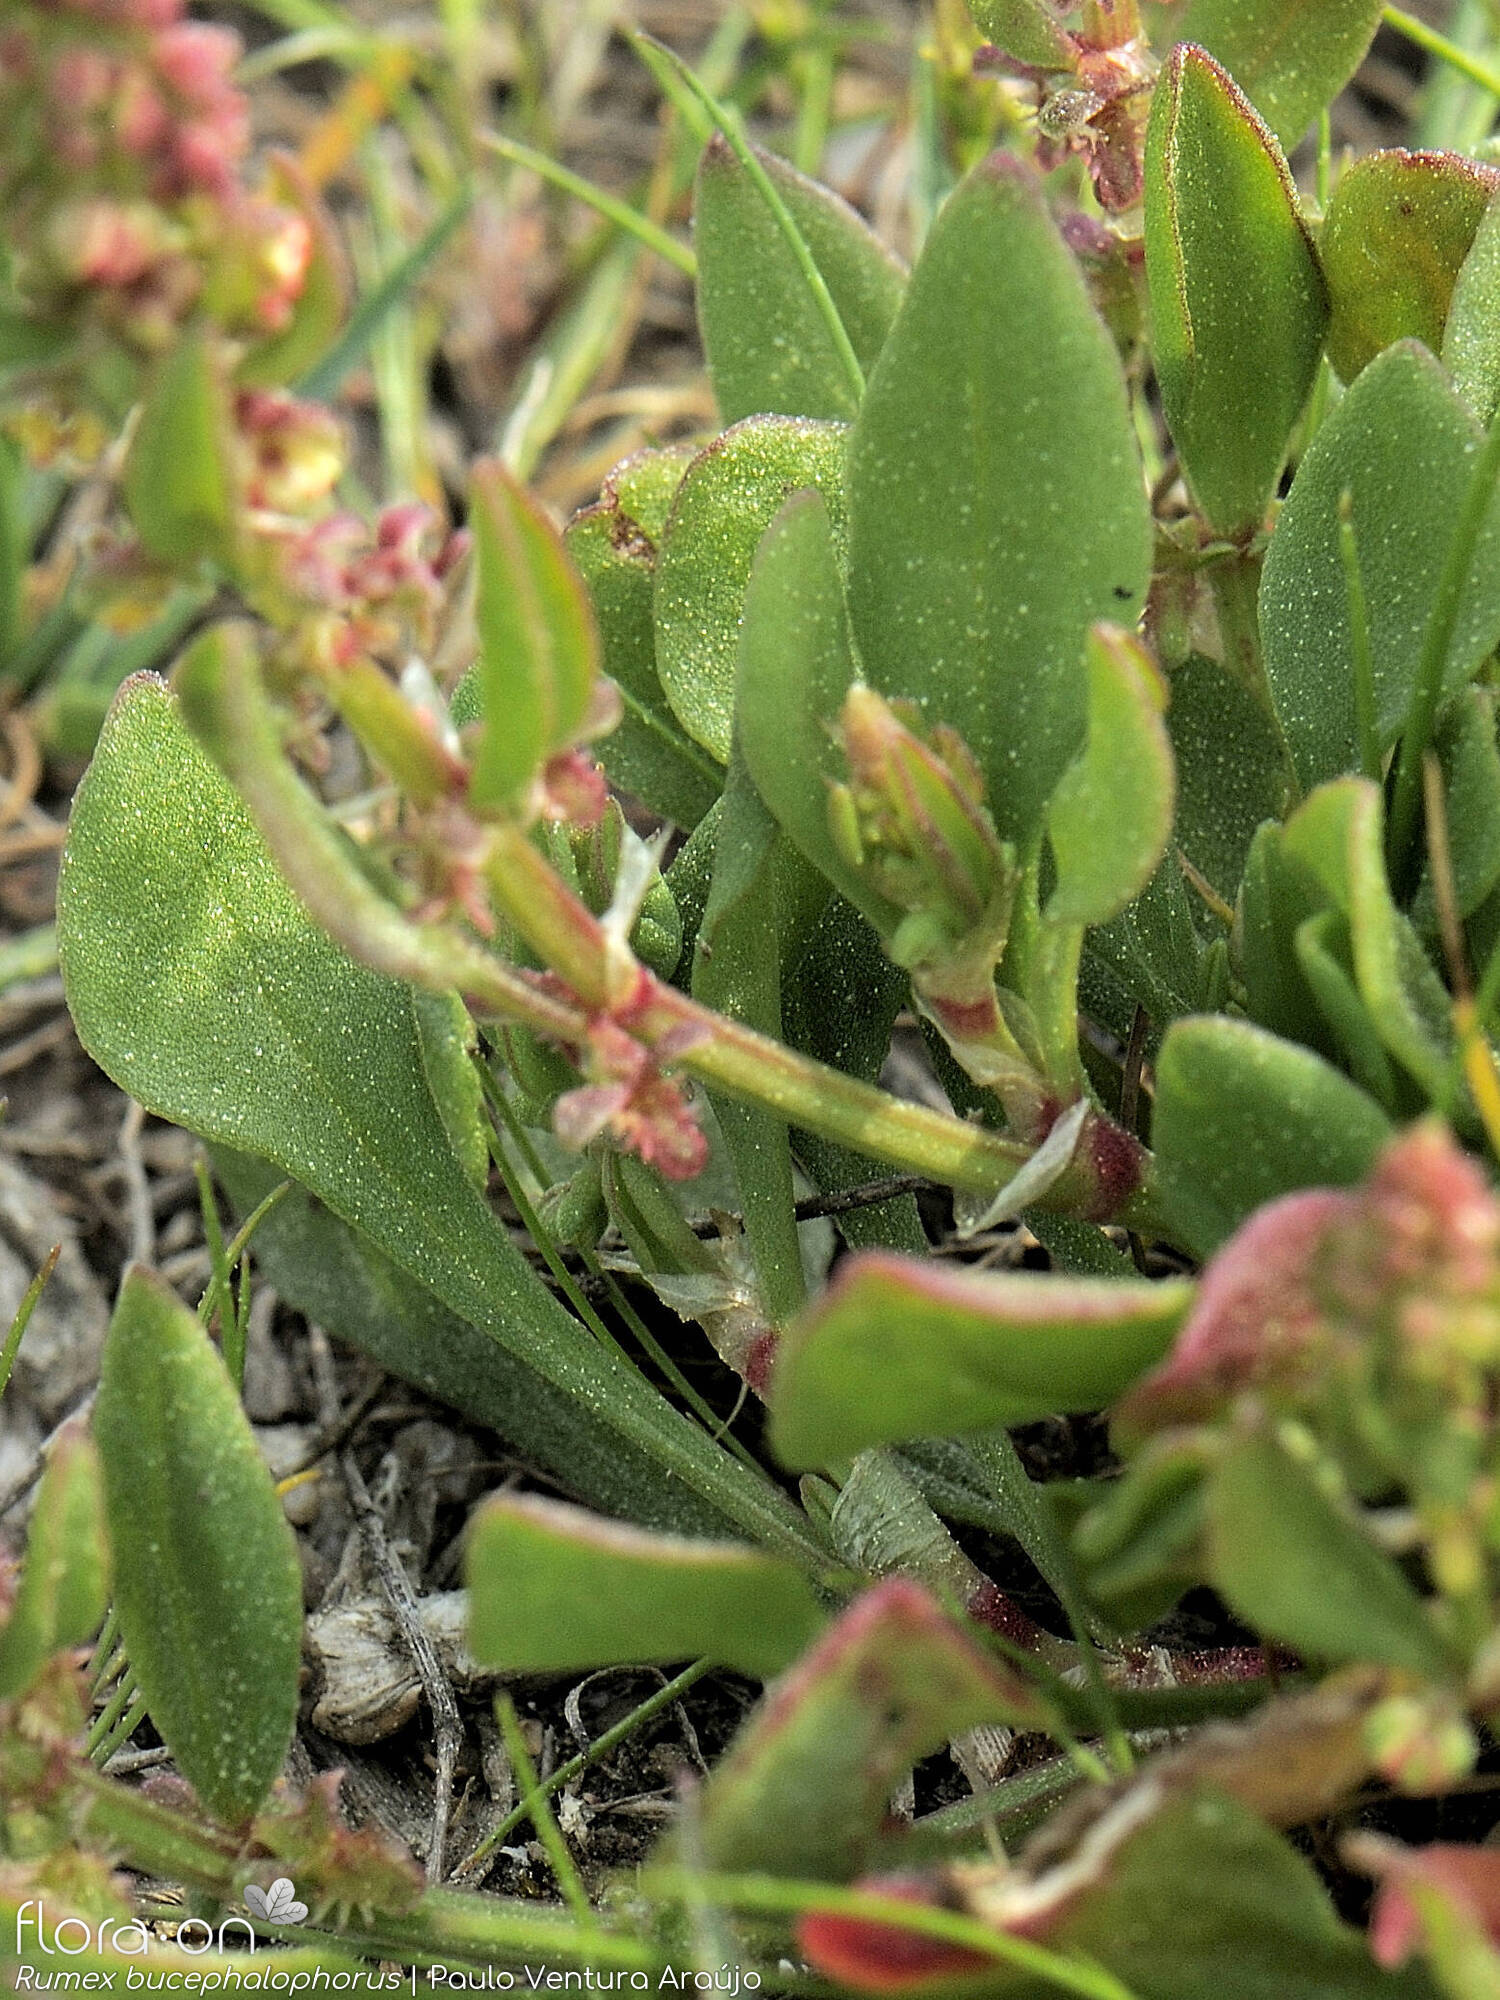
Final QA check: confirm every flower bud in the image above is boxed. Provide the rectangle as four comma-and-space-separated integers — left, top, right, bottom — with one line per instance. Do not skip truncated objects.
833, 685, 1013, 967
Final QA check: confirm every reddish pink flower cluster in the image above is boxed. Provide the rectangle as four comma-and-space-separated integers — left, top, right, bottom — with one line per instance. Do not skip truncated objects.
554, 1012, 708, 1182
270, 500, 469, 671
49, 12, 247, 202
1, 0, 308, 352
1118, 1123, 1500, 1438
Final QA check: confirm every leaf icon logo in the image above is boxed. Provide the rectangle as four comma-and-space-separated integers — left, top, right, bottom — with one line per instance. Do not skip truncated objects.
244, 1878, 309, 1925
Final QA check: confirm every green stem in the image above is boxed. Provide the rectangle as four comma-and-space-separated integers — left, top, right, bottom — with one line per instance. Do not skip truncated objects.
460, 1660, 714, 1877
495, 1693, 597, 1927
177, 626, 588, 1047
191, 627, 1142, 1218
64, 1763, 660, 1972
1388, 400, 1500, 894
480, 130, 697, 276
645, 1869, 1142, 2000
1383, 5, 1500, 98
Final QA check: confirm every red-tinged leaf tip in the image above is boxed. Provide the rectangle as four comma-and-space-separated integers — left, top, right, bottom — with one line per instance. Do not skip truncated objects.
754, 1576, 1044, 1732
1118, 1186, 1353, 1431
799, 1877, 992, 1994
1121, 1121, 1500, 1437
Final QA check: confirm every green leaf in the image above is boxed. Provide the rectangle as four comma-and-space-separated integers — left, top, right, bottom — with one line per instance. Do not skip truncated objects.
735, 491, 894, 927
58, 676, 821, 1566
1167, 0, 1385, 150
467, 459, 600, 814
1239, 820, 1346, 1054
780, 893, 926, 1256
694, 138, 906, 424
564, 450, 720, 829
846, 150, 1150, 842
1168, 653, 1294, 903
1073, 1434, 1212, 1630
1208, 1425, 1451, 1677
1085, 851, 1222, 1038
1046, 625, 1176, 927
124, 325, 236, 570
215, 1150, 737, 1537
1322, 149, 1498, 384
1281, 777, 1456, 1102
1144, 43, 1327, 538
695, 1578, 1053, 1877
770, 1251, 1191, 1469
1446, 189, 1500, 423
93, 1267, 301, 1824
1292, 910, 1401, 1110
654, 417, 848, 763
691, 748, 811, 1321
466, 1495, 826, 1679
0, 1420, 107, 1701
1261, 342, 1500, 791
411, 987, 489, 1192
1153, 1015, 1394, 1256
966, 0, 1072, 65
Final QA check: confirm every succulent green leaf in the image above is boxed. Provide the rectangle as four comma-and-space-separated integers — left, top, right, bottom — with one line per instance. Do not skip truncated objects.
966, 0, 1073, 66
1047, 625, 1176, 927
694, 137, 906, 424
1153, 1015, 1394, 1257
655, 417, 847, 763
1292, 911, 1400, 1111
1281, 777, 1456, 1102
0, 1421, 107, 1701
770, 1251, 1192, 1469
1208, 1426, 1452, 1677
1261, 342, 1500, 791
735, 491, 898, 927
695, 1578, 1053, 1876
124, 325, 236, 570
1239, 821, 1350, 1055
94, 1267, 301, 1824
564, 450, 720, 829
1144, 44, 1328, 538
846, 150, 1150, 842
1167, 0, 1385, 151
466, 1495, 826, 1679
1168, 653, 1294, 903
1446, 189, 1500, 424
1322, 149, 1498, 385
58, 677, 820, 1565
468, 459, 600, 814
1085, 852, 1224, 1039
